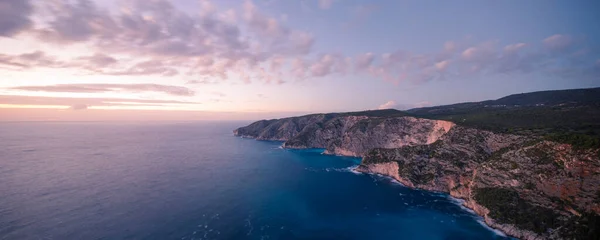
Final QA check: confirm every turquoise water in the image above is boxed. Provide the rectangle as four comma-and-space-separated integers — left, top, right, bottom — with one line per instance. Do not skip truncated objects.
0, 122, 509, 239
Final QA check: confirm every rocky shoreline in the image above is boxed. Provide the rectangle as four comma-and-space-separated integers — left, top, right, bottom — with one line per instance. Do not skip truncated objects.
353, 164, 538, 239
235, 110, 600, 240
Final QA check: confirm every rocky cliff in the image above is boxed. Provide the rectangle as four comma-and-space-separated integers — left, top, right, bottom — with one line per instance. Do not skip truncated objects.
357, 126, 600, 240
234, 110, 454, 157
234, 109, 600, 239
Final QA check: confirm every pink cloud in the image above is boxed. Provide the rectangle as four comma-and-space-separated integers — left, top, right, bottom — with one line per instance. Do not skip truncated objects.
0, 95, 200, 109
503, 43, 527, 53
377, 100, 397, 110
543, 34, 573, 52
310, 54, 336, 77
12, 83, 195, 96
318, 0, 335, 10
435, 60, 450, 71
354, 52, 375, 71
0, 0, 33, 36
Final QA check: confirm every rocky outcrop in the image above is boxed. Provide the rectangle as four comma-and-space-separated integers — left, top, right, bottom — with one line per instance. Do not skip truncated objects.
234, 110, 454, 157
357, 126, 600, 240
235, 110, 600, 239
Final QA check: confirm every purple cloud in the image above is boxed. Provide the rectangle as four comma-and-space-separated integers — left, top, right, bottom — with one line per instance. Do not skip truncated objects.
11, 83, 195, 96
70, 104, 89, 110
354, 52, 374, 72
318, 0, 335, 10
0, 0, 33, 36
543, 34, 573, 52
1, 0, 598, 87
377, 100, 396, 110
0, 51, 63, 69
0, 95, 200, 108
77, 53, 118, 67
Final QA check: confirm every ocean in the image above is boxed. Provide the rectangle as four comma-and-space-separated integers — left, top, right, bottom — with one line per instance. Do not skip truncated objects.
0, 121, 510, 240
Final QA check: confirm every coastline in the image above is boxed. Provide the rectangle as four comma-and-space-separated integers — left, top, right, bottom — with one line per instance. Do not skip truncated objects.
352, 166, 515, 239
235, 131, 591, 239
296, 144, 517, 239
353, 165, 534, 240
272, 140, 516, 239
238, 136, 516, 238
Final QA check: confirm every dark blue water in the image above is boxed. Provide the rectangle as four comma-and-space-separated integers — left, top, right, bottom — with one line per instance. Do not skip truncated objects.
0, 122, 509, 240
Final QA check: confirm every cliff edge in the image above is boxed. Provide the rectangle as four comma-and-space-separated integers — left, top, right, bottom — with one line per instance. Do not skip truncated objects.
234, 109, 600, 239
234, 109, 454, 157
357, 126, 599, 239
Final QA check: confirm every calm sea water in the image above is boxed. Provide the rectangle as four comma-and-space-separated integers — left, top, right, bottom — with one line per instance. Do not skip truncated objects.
0, 122, 509, 240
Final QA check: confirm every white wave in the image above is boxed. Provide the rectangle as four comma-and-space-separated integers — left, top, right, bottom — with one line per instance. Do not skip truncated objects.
446, 196, 476, 214
370, 173, 407, 187
476, 219, 507, 237
305, 165, 362, 174
346, 166, 363, 175
445, 196, 508, 237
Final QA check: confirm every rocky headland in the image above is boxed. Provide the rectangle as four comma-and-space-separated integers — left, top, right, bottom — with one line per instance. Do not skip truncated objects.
234, 108, 599, 240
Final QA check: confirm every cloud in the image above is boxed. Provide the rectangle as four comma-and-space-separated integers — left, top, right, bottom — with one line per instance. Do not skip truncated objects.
308, 54, 350, 77
1, 0, 597, 87
290, 57, 308, 79
434, 60, 450, 71
70, 104, 89, 110
11, 83, 195, 96
414, 101, 431, 108
503, 43, 527, 53
443, 41, 456, 52
461, 45, 495, 62
0, 0, 33, 36
0, 51, 63, 69
211, 91, 226, 97
8, 0, 318, 84
318, 0, 334, 9
79, 53, 117, 67
343, 4, 378, 30
0, 51, 184, 77
543, 34, 573, 52
243, 0, 287, 38
354, 52, 374, 71
103, 60, 179, 76
310, 54, 336, 77
358, 33, 600, 85
0, 95, 200, 108
377, 100, 397, 110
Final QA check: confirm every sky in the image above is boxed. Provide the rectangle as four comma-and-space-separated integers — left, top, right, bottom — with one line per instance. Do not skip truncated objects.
0, 0, 599, 121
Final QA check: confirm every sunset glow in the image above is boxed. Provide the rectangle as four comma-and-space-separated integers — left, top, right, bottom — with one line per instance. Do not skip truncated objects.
1, 0, 599, 120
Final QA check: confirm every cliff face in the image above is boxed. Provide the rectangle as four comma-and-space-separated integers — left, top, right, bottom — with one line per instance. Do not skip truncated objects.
234, 112, 454, 157
358, 126, 600, 240
235, 111, 599, 239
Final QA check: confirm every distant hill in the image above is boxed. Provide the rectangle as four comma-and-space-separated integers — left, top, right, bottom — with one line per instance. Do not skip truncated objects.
493, 87, 600, 106
405, 87, 600, 147
407, 87, 600, 115
265, 109, 409, 121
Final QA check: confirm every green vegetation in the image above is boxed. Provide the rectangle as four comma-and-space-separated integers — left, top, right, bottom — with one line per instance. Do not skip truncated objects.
474, 187, 560, 234
474, 187, 600, 239
362, 149, 394, 164
407, 88, 600, 140
545, 133, 600, 149
524, 182, 535, 190
340, 109, 409, 118
524, 147, 553, 165
407, 88, 600, 150
561, 212, 600, 240
411, 105, 600, 137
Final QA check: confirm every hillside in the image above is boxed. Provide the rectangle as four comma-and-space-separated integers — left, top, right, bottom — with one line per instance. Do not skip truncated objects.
234, 111, 452, 157
234, 87, 600, 239
406, 88, 600, 148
